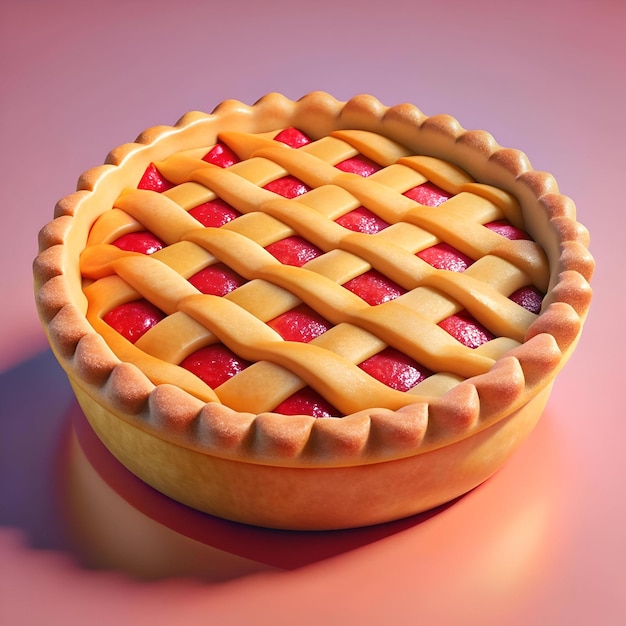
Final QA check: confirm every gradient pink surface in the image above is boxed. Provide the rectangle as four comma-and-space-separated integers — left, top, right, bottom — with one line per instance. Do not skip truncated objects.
1, 0, 624, 624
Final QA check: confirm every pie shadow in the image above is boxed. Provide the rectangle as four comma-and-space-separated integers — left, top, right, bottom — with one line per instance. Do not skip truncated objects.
1, 349, 457, 581
2, 348, 559, 586
60, 399, 459, 578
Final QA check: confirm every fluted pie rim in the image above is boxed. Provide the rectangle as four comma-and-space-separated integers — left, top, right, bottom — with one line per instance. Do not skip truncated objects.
34, 92, 594, 468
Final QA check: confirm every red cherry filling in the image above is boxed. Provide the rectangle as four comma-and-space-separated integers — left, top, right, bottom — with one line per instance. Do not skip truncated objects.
273, 388, 339, 418
404, 182, 452, 207
137, 163, 175, 192
273, 127, 312, 148
265, 236, 322, 267
417, 242, 473, 272
510, 286, 543, 314
359, 347, 432, 392
438, 311, 494, 349
342, 270, 406, 306
202, 142, 240, 168
103, 300, 165, 343
267, 305, 331, 343
189, 198, 241, 227
264, 175, 310, 198
112, 231, 164, 255
335, 206, 389, 234
188, 264, 245, 296
484, 220, 531, 240
180, 344, 250, 388
335, 155, 382, 177
119, 134, 542, 419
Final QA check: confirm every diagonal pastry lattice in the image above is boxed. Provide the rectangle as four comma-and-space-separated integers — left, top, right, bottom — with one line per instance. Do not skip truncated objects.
79, 128, 549, 417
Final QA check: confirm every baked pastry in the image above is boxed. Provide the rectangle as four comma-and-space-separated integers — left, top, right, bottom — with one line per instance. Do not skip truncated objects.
34, 92, 594, 530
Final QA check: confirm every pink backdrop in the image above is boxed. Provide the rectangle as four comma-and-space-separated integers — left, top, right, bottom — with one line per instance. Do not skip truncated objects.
1, 1, 624, 624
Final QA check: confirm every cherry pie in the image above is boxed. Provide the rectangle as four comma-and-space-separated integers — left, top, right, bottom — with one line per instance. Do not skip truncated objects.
34, 93, 594, 529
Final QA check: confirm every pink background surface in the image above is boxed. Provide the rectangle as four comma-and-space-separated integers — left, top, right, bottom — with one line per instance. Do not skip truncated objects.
1, 0, 624, 624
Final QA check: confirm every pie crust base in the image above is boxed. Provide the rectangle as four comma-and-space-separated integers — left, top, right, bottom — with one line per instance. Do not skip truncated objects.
71, 378, 551, 529
34, 92, 593, 529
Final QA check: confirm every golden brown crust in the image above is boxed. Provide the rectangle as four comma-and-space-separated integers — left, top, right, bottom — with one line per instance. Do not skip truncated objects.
35, 92, 594, 476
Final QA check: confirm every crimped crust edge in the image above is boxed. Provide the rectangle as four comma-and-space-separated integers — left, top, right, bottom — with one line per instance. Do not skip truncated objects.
34, 92, 594, 468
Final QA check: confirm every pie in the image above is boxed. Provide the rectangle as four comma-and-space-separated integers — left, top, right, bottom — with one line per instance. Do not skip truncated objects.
34, 93, 594, 529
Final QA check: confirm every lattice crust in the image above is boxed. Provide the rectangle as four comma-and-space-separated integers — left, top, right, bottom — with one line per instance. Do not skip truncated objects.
34, 92, 594, 466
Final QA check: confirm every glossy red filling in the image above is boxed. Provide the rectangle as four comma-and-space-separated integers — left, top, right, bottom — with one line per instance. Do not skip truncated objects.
273, 387, 339, 418
264, 175, 310, 198
335, 155, 381, 177
202, 143, 239, 168
188, 263, 245, 296
267, 304, 331, 343
417, 243, 473, 272
188, 198, 241, 227
342, 270, 406, 305
509, 286, 544, 314
404, 182, 451, 207
112, 230, 165, 255
179, 344, 250, 389
359, 347, 433, 392
438, 311, 495, 349
273, 127, 312, 148
484, 220, 531, 241
103, 300, 165, 343
137, 163, 175, 193
105, 128, 545, 416
336, 206, 389, 234
265, 236, 322, 267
